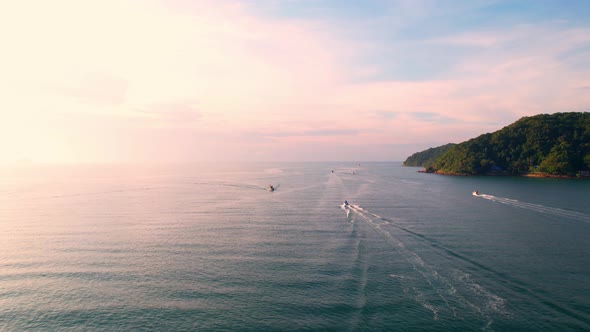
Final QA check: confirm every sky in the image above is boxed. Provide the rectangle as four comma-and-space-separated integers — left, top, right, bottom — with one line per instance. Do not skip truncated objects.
1, 0, 589, 163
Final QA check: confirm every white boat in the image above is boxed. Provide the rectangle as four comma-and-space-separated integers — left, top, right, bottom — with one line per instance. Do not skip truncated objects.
472, 191, 479, 196
342, 200, 350, 208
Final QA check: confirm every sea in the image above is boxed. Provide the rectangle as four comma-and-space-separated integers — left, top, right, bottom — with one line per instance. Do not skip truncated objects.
0, 162, 589, 331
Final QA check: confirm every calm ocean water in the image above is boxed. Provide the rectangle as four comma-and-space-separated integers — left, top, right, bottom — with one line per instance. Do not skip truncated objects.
0, 162, 589, 331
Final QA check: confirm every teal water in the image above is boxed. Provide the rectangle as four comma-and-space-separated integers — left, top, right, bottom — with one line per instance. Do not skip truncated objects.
0, 162, 589, 331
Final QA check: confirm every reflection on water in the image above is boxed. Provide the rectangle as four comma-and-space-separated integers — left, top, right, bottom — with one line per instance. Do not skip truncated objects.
0, 162, 589, 331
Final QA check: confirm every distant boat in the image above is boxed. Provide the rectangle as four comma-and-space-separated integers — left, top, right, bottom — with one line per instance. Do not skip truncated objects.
268, 185, 275, 192
472, 191, 479, 196
342, 200, 350, 208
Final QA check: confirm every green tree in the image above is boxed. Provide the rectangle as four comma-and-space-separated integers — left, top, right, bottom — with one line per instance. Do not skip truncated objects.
404, 112, 590, 176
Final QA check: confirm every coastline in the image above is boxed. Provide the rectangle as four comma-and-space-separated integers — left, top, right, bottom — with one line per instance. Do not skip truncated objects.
417, 169, 589, 179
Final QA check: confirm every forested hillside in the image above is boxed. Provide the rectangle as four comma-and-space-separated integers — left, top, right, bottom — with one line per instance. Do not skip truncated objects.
403, 143, 456, 166
405, 112, 590, 176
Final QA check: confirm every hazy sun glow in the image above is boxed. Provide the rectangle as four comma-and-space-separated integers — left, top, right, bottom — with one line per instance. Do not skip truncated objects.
1, 0, 589, 163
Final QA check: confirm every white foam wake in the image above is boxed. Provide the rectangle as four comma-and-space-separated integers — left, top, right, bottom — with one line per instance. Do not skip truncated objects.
346, 204, 504, 328
476, 194, 590, 223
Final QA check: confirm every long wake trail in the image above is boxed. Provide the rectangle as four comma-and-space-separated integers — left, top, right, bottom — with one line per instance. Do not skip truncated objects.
23, 186, 170, 200
476, 194, 590, 223
346, 204, 590, 330
348, 205, 494, 326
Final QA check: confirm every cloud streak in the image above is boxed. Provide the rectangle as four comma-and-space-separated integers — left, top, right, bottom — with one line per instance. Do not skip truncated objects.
265, 129, 359, 138
0, 0, 588, 163
138, 102, 202, 125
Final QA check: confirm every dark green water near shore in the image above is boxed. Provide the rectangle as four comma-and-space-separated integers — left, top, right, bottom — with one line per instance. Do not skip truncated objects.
1, 162, 588, 331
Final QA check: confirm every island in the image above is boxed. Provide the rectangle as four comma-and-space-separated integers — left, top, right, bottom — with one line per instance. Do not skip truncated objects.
403, 112, 590, 178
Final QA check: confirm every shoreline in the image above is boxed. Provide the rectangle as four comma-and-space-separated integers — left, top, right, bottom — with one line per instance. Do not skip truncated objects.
417, 170, 589, 179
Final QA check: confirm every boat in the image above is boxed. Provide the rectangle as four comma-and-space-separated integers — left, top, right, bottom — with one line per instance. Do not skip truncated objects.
268, 185, 275, 192
472, 191, 479, 196
342, 200, 350, 208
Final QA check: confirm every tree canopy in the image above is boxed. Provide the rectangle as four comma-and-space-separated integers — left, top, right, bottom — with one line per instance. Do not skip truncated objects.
403, 112, 590, 176
403, 143, 456, 167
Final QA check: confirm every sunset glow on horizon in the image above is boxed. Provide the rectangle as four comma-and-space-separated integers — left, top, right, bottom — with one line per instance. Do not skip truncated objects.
1, 0, 589, 163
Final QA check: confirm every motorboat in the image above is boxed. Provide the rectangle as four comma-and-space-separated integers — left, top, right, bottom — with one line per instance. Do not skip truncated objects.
472, 191, 479, 196
342, 200, 350, 208
268, 185, 275, 192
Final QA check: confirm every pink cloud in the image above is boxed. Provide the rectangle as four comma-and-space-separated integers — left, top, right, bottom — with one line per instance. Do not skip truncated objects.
1, 1, 589, 162
138, 102, 202, 124
66, 73, 128, 106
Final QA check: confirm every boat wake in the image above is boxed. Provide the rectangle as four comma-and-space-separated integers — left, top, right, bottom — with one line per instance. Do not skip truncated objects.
27, 186, 169, 200
340, 203, 351, 219
193, 181, 275, 192
344, 204, 590, 330
475, 194, 590, 223
346, 204, 502, 328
